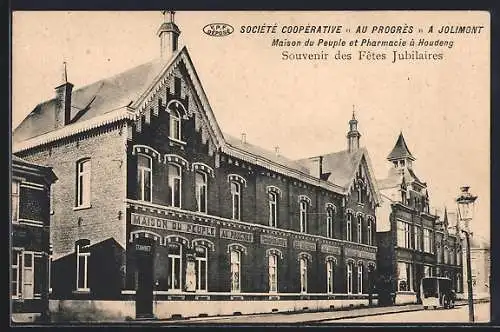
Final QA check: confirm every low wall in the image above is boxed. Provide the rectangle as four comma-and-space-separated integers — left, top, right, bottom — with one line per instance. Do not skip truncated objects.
395, 292, 417, 305
49, 300, 135, 322
47, 298, 378, 322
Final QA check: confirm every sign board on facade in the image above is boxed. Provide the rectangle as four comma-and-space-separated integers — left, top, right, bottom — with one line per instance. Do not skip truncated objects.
220, 228, 254, 243
260, 234, 288, 248
135, 244, 152, 253
131, 213, 216, 237
345, 247, 377, 260
293, 240, 316, 251
320, 244, 341, 255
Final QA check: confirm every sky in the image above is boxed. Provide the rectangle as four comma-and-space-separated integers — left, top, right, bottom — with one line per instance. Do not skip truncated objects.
11, 11, 490, 240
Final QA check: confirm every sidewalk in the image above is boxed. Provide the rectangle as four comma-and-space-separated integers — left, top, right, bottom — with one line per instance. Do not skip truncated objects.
143, 299, 488, 324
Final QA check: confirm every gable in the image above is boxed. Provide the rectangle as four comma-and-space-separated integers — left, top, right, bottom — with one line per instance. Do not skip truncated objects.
345, 152, 381, 207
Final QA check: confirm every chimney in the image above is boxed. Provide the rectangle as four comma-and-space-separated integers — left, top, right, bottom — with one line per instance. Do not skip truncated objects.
54, 61, 73, 129
241, 133, 246, 144
158, 11, 181, 60
274, 146, 280, 157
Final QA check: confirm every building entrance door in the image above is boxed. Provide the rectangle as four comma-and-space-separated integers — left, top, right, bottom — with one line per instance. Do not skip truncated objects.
134, 237, 155, 319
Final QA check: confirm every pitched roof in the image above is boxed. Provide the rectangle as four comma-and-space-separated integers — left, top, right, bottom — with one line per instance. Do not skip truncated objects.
224, 133, 310, 174
296, 147, 381, 204
13, 57, 170, 143
12, 46, 376, 199
387, 132, 415, 161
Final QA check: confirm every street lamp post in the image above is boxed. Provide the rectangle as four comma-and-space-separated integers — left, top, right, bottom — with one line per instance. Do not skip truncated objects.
456, 186, 477, 323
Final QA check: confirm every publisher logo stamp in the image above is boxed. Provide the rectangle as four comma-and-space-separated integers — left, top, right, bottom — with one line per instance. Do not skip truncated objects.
203, 23, 234, 37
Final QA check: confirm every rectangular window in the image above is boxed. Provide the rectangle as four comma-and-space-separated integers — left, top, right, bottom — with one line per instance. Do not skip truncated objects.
397, 221, 405, 247
76, 245, 90, 291
300, 258, 308, 293
268, 254, 277, 293
23, 252, 34, 299
12, 181, 19, 222
195, 171, 208, 213
269, 193, 278, 227
11, 250, 21, 298
195, 246, 207, 292
397, 262, 413, 292
168, 164, 182, 208
231, 182, 241, 221
34, 254, 44, 297
414, 226, 421, 251
405, 223, 412, 248
137, 154, 152, 202
168, 244, 182, 291
326, 260, 334, 294
230, 250, 241, 293
423, 229, 431, 252
424, 265, 431, 277
76, 159, 91, 207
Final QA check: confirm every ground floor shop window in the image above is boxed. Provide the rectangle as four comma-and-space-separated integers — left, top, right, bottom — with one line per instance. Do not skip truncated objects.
357, 263, 363, 294
195, 246, 207, 292
269, 254, 278, 293
397, 262, 413, 292
230, 249, 241, 293
347, 261, 353, 294
326, 260, 335, 294
300, 257, 308, 294
168, 243, 182, 291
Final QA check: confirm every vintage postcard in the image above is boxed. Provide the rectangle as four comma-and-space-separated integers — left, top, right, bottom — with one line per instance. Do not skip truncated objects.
10, 10, 490, 325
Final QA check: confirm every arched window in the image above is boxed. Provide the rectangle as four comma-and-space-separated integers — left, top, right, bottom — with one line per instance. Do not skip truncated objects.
268, 254, 278, 293
326, 207, 334, 238
76, 159, 91, 207
346, 213, 353, 242
326, 260, 335, 294
357, 215, 363, 244
168, 163, 182, 208
195, 246, 208, 292
195, 171, 208, 213
346, 261, 354, 294
358, 185, 363, 203
269, 192, 278, 228
168, 242, 182, 291
137, 154, 152, 202
357, 263, 363, 294
300, 257, 308, 294
230, 249, 242, 293
367, 218, 373, 246
299, 200, 309, 233
230, 182, 241, 220
169, 104, 182, 141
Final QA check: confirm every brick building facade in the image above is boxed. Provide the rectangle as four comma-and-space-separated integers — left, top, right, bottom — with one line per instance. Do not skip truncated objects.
375, 133, 463, 305
11, 155, 57, 322
13, 13, 381, 319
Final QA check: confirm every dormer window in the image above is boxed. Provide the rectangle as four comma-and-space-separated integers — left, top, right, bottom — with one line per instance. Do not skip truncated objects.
169, 107, 181, 141
167, 100, 187, 144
